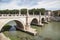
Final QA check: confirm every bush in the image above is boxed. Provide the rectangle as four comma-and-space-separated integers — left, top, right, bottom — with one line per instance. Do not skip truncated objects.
1, 25, 12, 32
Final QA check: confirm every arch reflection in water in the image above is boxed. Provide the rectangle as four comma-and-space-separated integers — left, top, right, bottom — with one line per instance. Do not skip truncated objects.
9, 25, 16, 31
9, 25, 17, 36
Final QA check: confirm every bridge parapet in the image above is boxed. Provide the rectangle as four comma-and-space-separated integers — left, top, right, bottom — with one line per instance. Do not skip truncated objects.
0, 14, 26, 17
0, 14, 27, 19
0, 14, 46, 17
0, 14, 42, 19
0, 14, 27, 18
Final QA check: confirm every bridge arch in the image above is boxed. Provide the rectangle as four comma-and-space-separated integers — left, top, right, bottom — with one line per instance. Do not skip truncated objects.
30, 18, 38, 25
0, 20, 24, 32
41, 18, 45, 23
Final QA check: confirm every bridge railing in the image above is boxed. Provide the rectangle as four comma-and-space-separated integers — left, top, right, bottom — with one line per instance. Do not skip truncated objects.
0, 14, 26, 17
0, 14, 45, 17
0, 14, 48, 18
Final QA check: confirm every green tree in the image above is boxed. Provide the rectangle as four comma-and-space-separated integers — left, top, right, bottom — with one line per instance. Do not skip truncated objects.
38, 8, 45, 15
21, 9, 27, 15
29, 8, 39, 15
0, 8, 45, 15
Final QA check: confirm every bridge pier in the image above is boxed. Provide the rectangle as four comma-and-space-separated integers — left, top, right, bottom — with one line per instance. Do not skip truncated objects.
47, 16, 51, 22
38, 20, 44, 26
38, 12, 44, 26
43, 16, 48, 24
24, 10, 37, 35
25, 24, 37, 35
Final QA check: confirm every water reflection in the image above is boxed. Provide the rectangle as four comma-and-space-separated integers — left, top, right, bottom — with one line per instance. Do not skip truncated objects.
9, 25, 17, 36
40, 22, 60, 40
9, 25, 16, 31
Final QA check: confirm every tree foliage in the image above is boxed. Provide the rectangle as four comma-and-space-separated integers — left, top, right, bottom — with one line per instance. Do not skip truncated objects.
1, 25, 11, 31
0, 8, 45, 15
0, 9, 19, 14
21, 9, 27, 15
38, 8, 45, 15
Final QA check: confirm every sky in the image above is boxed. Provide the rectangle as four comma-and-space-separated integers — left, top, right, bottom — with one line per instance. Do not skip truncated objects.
0, 0, 60, 10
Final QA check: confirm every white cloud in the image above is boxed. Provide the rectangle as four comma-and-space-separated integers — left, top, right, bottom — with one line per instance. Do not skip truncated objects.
31, 1, 60, 10
0, 0, 30, 10
0, 0, 60, 10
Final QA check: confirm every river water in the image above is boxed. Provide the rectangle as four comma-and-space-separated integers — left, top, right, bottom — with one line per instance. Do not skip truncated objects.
37, 21, 60, 40
3, 21, 60, 40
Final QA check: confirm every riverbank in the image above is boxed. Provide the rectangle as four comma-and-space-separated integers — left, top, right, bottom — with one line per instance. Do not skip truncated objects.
1, 21, 60, 40
0, 33, 10, 40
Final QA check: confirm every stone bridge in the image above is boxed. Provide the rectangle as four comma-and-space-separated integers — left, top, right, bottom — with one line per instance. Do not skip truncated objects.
0, 11, 51, 35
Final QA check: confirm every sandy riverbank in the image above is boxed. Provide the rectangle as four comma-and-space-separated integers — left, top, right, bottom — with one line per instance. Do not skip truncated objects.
0, 33, 10, 40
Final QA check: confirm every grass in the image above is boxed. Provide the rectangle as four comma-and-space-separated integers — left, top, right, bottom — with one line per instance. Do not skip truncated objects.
3, 25, 42, 40
3, 31, 34, 40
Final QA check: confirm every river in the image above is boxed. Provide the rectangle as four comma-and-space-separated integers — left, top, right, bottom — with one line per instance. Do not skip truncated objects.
3, 21, 60, 40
